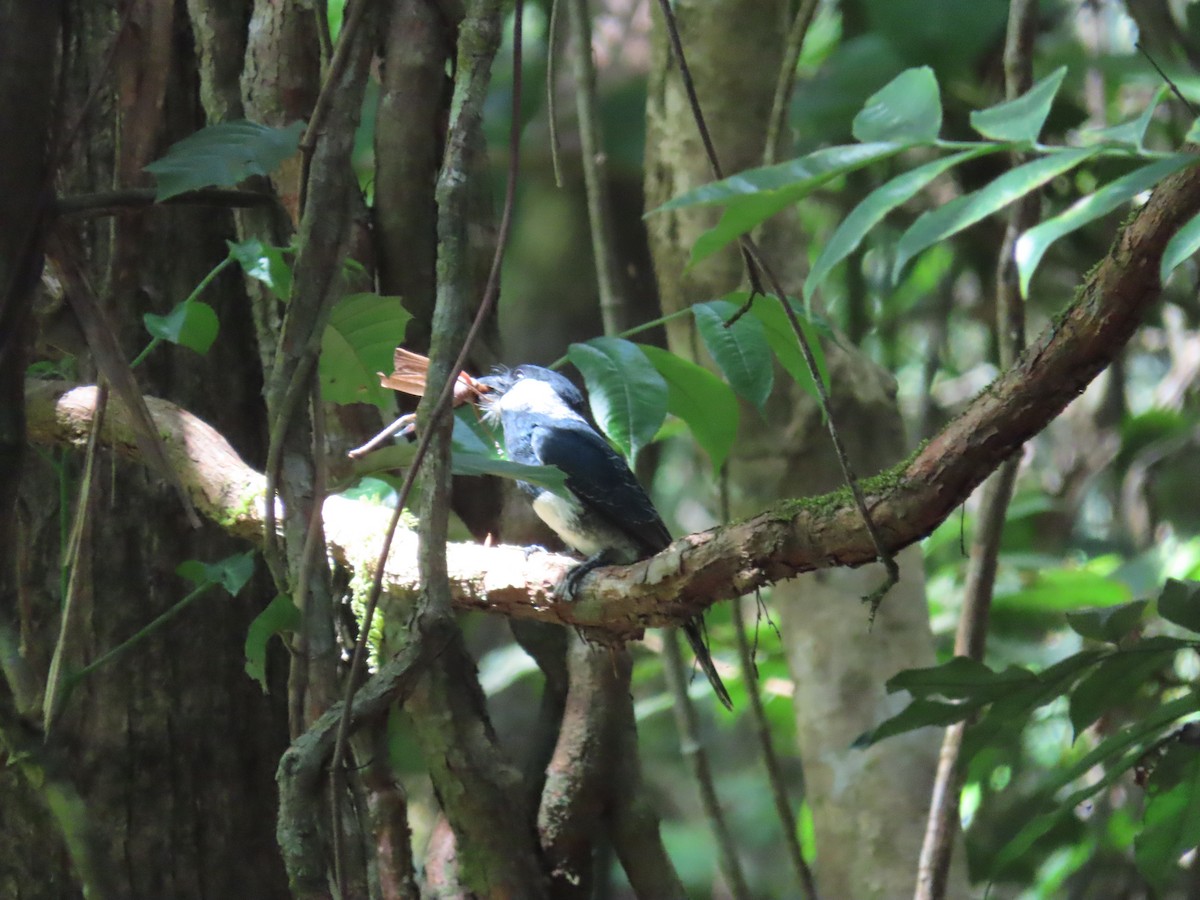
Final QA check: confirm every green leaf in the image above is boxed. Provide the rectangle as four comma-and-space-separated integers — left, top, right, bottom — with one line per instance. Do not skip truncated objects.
994, 565, 1132, 612
852, 67, 942, 143
1065, 599, 1148, 644
320, 293, 412, 408
887, 657, 1036, 700
176, 551, 256, 596
692, 300, 773, 411
1136, 747, 1200, 890
144, 120, 304, 201
1067, 638, 1183, 739
1161, 209, 1200, 284
743, 293, 831, 401
654, 142, 906, 213
989, 690, 1200, 877
450, 450, 570, 497
853, 697, 971, 748
568, 337, 668, 462
638, 345, 739, 471
1158, 579, 1200, 633
228, 238, 293, 299
1086, 85, 1169, 150
1017, 155, 1196, 297
961, 651, 1106, 761
143, 300, 219, 355
244, 593, 300, 692
805, 145, 1003, 302
969, 67, 1066, 143
687, 143, 909, 266
894, 146, 1100, 281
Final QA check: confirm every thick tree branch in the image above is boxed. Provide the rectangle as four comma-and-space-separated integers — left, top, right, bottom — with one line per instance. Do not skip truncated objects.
22, 161, 1200, 630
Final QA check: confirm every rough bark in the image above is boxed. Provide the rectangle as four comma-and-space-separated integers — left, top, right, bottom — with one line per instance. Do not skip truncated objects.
0, 4, 291, 897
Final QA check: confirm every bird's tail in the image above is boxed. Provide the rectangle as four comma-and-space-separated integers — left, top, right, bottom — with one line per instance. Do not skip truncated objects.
683, 617, 733, 710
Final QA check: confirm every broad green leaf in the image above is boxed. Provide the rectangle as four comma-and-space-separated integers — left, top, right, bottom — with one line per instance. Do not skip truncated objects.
894, 146, 1100, 281
993, 565, 1132, 612
244, 593, 300, 692
852, 67, 942, 143
1161, 209, 1200, 283
1158, 578, 1200, 633
688, 143, 909, 265
638, 345, 739, 471
1064, 599, 1148, 644
852, 698, 971, 748
887, 657, 1036, 700
145, 120, 304, 201
1067, 638, 1183, 739
1136, 747, 1200, 890
1086, 85, 1169, 149
568, 337, 668, 462
143, 300, 219, 355
228, 238, 293, 299
692, 300, 773, 411
969, 67, 1067, 143
743, 293, 832, 401
177, 550, 256, 596
450, 450, 570, 497
989, 690, 1200, 877
805, 145, 1003, 302
961, 651, 1105, 762
320, 293, 412, 408
1017, 155, 1196, 297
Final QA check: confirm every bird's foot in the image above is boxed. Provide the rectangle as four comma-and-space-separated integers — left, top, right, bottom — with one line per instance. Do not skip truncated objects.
559, 551, 612, 601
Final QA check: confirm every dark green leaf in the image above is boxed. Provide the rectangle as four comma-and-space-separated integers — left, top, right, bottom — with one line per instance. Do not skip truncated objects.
244, 593, 300, 692
1162, 210, 1200, 283
805, 145, 1003, 302
450, 450, 570, 497
320, 293, 412, 408
228, 238, 292, 299
1017, 155, 1196, 297
1068, 639, 1183, 738
851, 67, 942, 143
692, 300, 773, 411
1158, 579, 1200, 633
893, 146, 1100, 281
887, 656, 1036, 700
853, 698, 971, 748
1065, 599, 1148, 644
568, 337, 668, 462
145, 120, 304, 201
969, 67, 1066, 143
961, 651, 1106, 761
1136, 747, 1200, 890
143, 300, 219, 355
638, 345, 739, 471
989, 690, 1200, 877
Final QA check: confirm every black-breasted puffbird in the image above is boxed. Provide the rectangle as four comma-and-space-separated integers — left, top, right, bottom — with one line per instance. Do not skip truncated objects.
478, 364, 733, 710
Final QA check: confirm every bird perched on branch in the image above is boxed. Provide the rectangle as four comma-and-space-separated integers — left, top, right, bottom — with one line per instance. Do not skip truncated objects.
478, 364, 733, 710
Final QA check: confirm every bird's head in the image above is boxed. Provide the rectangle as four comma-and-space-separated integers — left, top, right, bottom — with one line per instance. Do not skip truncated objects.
476, 365, 589, 422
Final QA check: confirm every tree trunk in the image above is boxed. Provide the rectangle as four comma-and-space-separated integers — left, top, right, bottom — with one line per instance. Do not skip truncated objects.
1, 4, 290, 896
643, 2, 969, 895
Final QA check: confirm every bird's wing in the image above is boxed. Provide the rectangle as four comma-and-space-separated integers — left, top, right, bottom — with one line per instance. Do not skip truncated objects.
530, 421, 672, 554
